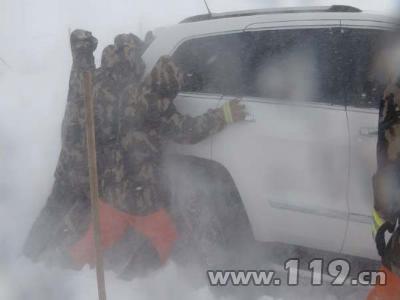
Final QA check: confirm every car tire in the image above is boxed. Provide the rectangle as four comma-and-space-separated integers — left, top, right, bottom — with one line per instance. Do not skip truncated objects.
164, 155, 254, 268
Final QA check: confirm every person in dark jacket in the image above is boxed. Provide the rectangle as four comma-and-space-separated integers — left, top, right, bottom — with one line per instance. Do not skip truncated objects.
368, 31, 400, 299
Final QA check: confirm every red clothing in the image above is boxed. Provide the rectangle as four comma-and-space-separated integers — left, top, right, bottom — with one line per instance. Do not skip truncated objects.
70, 200, 177, 267
367, 267, 400, 300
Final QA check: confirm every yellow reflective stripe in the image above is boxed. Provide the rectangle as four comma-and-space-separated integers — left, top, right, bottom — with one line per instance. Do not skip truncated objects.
373, 218, 380, 232
374, 223, 380, 232
371, 210, 385, 238
373, 210, 384, 228
223, 102, 233, 124
372, 226, 377, 238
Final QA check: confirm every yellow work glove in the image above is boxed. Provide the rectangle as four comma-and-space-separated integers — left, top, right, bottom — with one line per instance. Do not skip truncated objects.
222, 99, 246, 124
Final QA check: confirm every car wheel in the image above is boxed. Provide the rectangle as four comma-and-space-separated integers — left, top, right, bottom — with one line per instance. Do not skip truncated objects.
164, 155, 254, 268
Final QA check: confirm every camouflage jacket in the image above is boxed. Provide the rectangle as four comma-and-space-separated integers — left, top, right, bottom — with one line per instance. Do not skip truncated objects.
23, 35, 144, 261
24, 50, 227, 262
111, 55, 227, 214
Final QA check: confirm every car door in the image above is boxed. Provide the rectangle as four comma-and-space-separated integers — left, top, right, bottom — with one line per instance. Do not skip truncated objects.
344, 105, 379, 259
213, 97, 349, 253
206, 25, 350, 253
339, 23, 394, 259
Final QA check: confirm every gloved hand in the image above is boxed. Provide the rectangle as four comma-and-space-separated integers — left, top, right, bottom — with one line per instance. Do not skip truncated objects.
222, 99, 247, 124
373, 209, 395, 257
70, 29, 98, 56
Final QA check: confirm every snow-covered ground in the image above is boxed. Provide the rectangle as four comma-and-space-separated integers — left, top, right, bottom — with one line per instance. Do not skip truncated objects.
0, 0, 397, 299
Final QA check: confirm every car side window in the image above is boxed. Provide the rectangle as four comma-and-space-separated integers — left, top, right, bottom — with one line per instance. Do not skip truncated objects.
172, 28, 390, 106
244, 29, 344, 105
339, 28, 392, 109
173, 33, 248, 96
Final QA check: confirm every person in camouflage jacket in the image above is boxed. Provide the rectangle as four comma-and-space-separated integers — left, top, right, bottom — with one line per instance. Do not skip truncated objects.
24, 30, 246, 278
23, 30, 146, 270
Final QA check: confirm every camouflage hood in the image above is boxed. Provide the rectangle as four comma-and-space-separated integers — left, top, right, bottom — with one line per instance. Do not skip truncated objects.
141, 55, 183, 99
101, 33, 145, 81
101, 44, 119, 69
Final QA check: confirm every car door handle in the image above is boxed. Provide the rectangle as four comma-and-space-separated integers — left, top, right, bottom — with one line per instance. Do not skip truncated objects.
244, 112, 256, 122
359, 127, 378, 137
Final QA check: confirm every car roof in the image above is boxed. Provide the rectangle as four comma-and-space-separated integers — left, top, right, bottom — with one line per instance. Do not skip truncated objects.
180, 5, 362, 23
143, 6, 396, 72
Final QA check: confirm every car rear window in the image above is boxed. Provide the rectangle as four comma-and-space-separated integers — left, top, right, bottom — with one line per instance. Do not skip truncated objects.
173, 28, 391, 107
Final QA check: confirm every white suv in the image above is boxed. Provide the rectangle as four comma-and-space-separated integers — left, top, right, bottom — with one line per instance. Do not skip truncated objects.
142, 5, 397, 261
